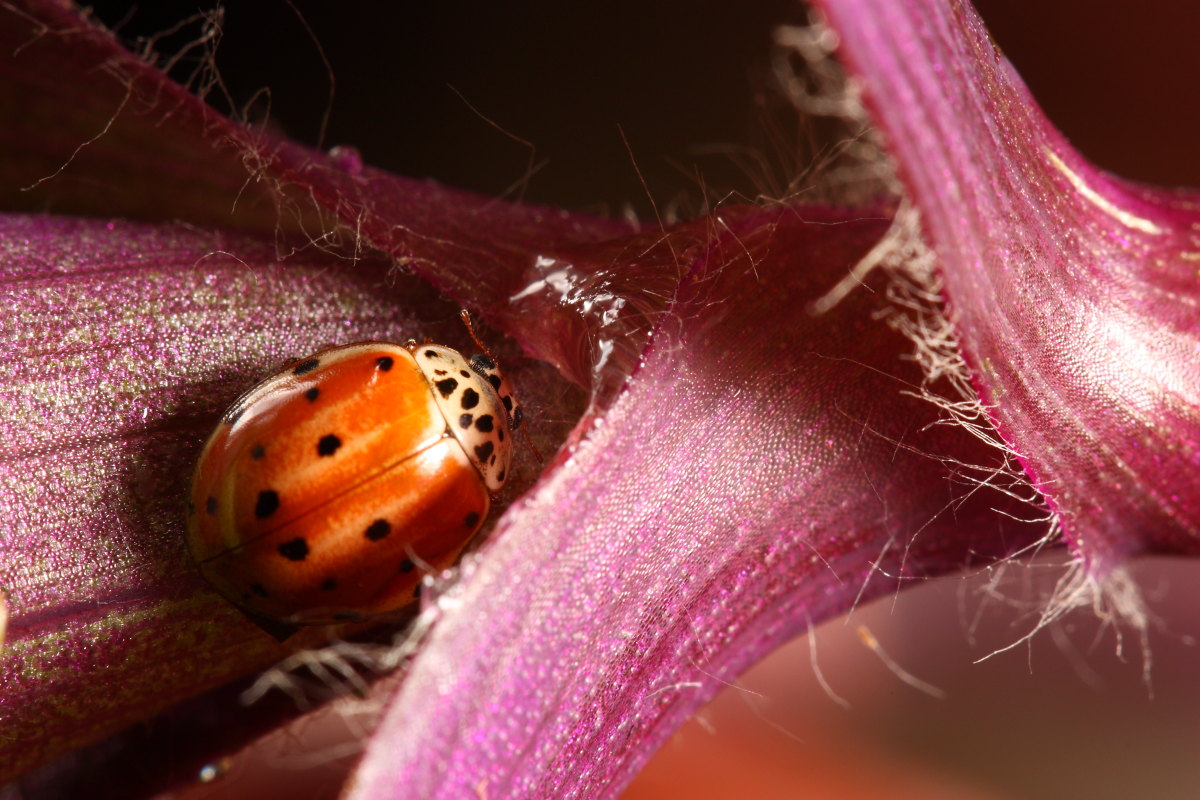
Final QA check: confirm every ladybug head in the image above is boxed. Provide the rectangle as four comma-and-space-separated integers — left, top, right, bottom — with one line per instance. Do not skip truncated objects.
469, 353, 523, 431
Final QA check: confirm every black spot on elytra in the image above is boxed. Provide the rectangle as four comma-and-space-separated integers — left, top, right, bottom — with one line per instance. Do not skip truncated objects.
498, 429, 505, 442
461, 388, 480, 410
293, 358, 320, 376
487, 375, 502, 392
412, 583, 423, 598
317, 434, 342, 457
322, 578, 337, 591
460, 370, 470, 378
459, 413, 474, 429
474, 441, 494, 463
464, 511, 480, 528
424, 349, 439, 359
250, 582, 269, 598
433, 368, 448, 377
305, 386, 319, 402
503, 396, 513, 413
278, 537, 308, 561
398, 558, 415, 573
365, 519, 391, 541
512, 406, 523, 430
255, 490, 279, 518
376, 356, 394, 371
497, 470, 506, 482
205, 496, 217, 514
470, 353, 495, 372
434, 377, 458, 398
250, 443, 265, 460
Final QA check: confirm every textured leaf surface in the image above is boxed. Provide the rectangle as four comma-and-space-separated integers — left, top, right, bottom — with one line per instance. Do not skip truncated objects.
0, 1, 626, 781
814, 0, 1200, 568
0, 215, 397, 777
346, 207, 1044, 798
7, 0, 1199, 794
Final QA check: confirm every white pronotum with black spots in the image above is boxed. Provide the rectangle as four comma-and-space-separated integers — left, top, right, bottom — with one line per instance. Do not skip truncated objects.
411, 344, 518, 493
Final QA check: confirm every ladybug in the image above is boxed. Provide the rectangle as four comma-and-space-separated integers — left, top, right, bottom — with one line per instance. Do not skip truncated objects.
186, 317, 522, 629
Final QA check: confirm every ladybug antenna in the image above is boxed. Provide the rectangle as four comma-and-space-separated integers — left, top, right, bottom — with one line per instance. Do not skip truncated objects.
459, 309, 495, 361
459, 308, 540, 462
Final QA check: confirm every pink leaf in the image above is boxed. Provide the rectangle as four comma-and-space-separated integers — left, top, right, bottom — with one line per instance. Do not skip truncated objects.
6, 0, 1197, 795
813, 0, 1200, 569
345, 206, 1044, 798
0, 1, 628, 780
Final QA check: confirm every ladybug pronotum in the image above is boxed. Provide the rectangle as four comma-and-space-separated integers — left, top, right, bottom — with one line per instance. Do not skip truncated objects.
186, 331, 522, 628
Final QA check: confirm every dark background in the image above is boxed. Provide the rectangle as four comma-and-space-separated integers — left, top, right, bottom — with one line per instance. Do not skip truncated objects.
85, 1, 1200, 219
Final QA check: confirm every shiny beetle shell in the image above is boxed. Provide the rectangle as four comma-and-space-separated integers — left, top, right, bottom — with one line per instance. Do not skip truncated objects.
186, 340, 521, 626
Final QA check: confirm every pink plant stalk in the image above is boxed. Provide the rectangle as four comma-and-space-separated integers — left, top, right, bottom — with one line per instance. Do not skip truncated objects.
814, 0, 1200, 569
0, 0, 1196, 797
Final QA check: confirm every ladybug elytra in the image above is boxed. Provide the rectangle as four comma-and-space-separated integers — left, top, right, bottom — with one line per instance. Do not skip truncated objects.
187, 323, 521, 629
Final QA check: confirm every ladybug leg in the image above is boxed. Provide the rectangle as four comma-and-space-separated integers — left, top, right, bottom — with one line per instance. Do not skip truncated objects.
241, 608, 301, 642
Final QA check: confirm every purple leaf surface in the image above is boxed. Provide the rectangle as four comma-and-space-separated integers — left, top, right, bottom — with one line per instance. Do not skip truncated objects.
344, 205, 1045, 798
2, 0, 1198, 796
813, 0, 1200, 568
0, 0, 627, 781
0, 214, 460, 779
